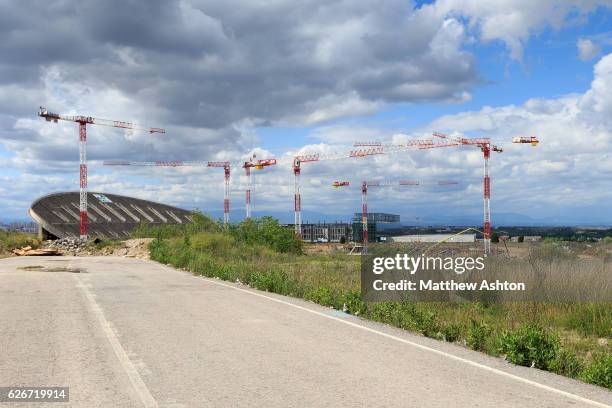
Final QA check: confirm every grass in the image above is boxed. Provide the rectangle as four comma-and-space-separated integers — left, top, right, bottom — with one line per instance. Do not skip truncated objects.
137, 213, 612, 389
0, 230, 40, 257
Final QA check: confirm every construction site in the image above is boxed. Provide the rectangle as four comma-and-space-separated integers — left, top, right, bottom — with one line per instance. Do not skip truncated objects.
34, 107, 540, 256
4, 3, 612, 407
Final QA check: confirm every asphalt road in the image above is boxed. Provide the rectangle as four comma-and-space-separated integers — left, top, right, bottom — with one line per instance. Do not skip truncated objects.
0, 256, 610, 407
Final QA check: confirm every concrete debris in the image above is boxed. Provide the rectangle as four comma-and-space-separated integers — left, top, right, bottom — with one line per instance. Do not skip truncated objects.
41, 237, 153, 258
45, 237, 87, 252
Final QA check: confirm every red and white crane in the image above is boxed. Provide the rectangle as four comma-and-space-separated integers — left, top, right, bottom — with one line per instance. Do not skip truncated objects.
291, 139, 460, 237
332, 180, 458, 253
290, 147, 385, 237
243, 158, 277, 219
354, 133, 538, 255
432, 132, 503, 255
104, 156, 277, 222
207, 162, 231, 225
39, 107, 165, 240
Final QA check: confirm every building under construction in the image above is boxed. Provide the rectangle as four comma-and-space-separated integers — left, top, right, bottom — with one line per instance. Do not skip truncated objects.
29, 192, 192, 240
352, 221, 378, 243
300, 222, 352, 243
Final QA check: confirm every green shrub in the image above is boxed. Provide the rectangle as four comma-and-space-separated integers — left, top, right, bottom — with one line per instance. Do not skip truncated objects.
549, 348, 582, 378
305, 286, 336, 307
132, 211, 220, 239
231, 217, 302, 254
366, 302, 440, 337
343, 291, 367, 315
187, 212, 221, 235
441, 323, 462, 343
248, 270, 290, 293
148, 238, 170, 262
413, 308, 440, 338
213, 263, 235, 281
466, 320, 492, 352
580, 353, 612, 388
498, 324, 559, 370
190, 232, 235, 254
369, 302, 398, 323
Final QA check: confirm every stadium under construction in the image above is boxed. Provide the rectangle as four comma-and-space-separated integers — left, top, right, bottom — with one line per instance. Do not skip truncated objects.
29, 192, 192, 240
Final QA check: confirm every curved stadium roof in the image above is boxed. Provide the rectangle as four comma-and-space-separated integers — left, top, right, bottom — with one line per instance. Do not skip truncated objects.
29, 192, 192, 239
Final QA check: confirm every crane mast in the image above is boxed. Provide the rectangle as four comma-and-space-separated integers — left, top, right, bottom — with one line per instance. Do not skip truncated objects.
432, 132, 501, 255
208, 162, 231, 226
243, 158, 277, 219
39, 107, 164, 239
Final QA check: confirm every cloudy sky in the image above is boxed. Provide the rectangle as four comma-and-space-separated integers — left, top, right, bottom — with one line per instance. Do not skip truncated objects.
1, 0, 612, 225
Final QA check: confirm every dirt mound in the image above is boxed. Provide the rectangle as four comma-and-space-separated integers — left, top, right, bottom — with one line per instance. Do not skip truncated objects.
99, 239, 154, 259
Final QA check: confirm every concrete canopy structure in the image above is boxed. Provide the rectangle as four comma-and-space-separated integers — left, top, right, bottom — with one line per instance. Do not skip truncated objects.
29, 192, 192, 239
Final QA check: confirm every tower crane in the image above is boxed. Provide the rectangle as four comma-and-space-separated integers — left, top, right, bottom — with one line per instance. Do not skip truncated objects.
332, 180, 458, 254
104, 156, 277, 222
291, 139, 461, 237
38, 107, 165, 239
432, 132, 502, 255
243, 158, 277, 219
431, 132, 538, 254
292, 155, 319, 236
207, 162, 231, 225
290, 147, 385, 237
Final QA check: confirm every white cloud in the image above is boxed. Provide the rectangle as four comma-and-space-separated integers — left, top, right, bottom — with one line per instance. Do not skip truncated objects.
425, 52, 612, 220
430, 0, 611, 59
577, 38, 602, 60
3, 1, 612, 224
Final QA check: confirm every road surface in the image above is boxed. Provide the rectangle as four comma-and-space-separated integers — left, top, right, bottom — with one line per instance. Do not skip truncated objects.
0, 256, 610, 407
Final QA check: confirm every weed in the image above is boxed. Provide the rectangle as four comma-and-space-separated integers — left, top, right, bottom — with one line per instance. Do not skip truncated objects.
565, 303, 612, 338
0, 230, 40, 254
343, 291, 367, 315
441, 323, 462, 343
580, 353, 612, 388
466, 320, 493, 352
305, 286, 336, 307
498, 324, 559, 370
550, 348, 583, 378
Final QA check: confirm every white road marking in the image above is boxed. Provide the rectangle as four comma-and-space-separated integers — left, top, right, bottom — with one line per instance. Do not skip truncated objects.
74, 274, 158, 408
203, 277, 611, 408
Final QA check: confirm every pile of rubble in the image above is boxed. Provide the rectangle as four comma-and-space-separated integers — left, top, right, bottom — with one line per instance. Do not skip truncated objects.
44, 237, 87, 253
48, 237, 153, 258
12, 237, 154, 258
